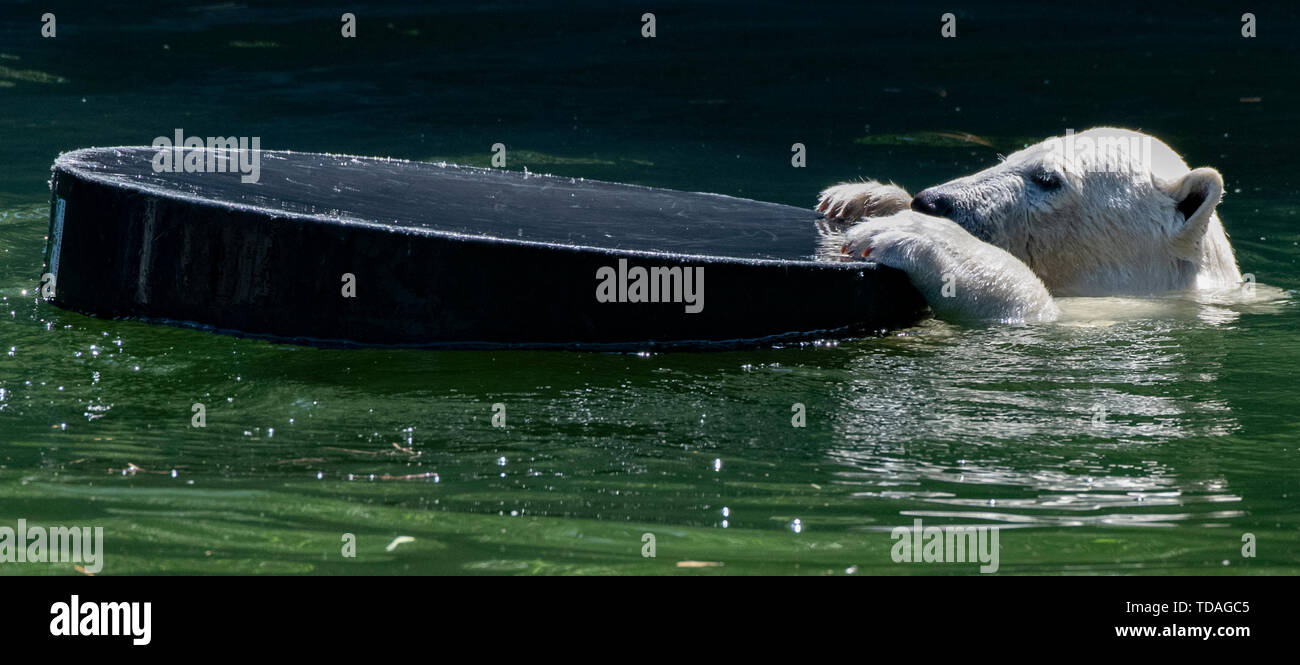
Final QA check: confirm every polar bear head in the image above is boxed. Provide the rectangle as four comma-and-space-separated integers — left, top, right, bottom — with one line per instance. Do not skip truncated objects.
909, 127, 1241, 296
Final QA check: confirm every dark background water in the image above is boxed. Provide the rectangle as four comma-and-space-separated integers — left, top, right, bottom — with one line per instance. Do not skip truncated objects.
1, 1, 1297, 574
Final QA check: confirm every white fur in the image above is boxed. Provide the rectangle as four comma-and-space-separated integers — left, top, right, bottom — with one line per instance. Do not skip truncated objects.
843, 212, 1060, 323
819, 128, 1244, 323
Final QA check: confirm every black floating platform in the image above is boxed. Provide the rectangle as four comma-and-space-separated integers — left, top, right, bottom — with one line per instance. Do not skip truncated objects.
43, 147, 926, 349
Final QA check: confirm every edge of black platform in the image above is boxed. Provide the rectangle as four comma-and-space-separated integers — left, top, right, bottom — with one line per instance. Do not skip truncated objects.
52, 146, 845, 269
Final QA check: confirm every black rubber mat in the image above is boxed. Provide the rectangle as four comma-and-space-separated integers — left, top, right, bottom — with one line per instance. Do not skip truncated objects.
43, 147, 926, 349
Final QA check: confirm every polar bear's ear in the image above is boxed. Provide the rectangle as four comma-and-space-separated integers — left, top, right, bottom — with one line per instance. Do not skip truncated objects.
1164, 167, 1224, 259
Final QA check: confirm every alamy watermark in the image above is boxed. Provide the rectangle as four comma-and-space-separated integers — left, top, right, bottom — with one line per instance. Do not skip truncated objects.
0, 519, 104, 573
596, 258, 704, 313
50, 595, 150, 646
890, 518, 999, 573
1042, 128, 1153, 174
152, 129, 261, 183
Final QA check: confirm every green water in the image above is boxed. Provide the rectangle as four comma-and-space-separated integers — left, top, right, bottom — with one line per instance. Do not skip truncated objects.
1, 2, 1298, 575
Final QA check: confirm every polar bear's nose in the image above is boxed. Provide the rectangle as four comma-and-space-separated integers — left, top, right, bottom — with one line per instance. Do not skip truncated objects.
912, 190, 954, 218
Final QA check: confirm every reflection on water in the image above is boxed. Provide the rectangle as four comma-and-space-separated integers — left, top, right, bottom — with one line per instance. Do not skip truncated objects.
824, 287, 1291, 531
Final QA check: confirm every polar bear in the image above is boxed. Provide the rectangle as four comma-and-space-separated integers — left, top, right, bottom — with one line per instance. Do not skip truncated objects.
816, 127, 1243, 323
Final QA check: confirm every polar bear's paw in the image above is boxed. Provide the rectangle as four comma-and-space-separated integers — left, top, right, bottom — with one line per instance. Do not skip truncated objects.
816, 180, 912, 222
842, 212, 1061, 323
841, 212, 934, 266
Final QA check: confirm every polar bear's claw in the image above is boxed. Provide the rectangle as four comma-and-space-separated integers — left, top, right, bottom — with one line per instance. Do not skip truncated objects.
842, 221, 899, 265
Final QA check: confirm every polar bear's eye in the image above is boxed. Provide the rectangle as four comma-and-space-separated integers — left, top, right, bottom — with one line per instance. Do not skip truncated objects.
1030, 170, 1064, 192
